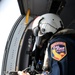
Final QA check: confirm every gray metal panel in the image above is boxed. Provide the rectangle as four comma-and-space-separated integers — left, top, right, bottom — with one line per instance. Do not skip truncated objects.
6, 17, 33, 72
23, 0, 52, 16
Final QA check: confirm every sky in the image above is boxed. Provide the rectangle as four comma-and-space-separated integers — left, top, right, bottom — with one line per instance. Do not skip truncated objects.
0, 0, 20, 74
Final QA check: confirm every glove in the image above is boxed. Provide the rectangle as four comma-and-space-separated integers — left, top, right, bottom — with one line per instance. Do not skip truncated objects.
18, 71, 30, 75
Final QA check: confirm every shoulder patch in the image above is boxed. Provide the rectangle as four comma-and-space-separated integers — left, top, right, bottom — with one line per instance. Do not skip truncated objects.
51, 42, 67, 61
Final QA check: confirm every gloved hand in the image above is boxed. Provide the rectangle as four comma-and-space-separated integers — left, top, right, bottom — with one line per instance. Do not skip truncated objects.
18, 71, 30, 75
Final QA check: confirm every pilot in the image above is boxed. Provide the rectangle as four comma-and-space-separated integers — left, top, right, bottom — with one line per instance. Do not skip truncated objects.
18, 13, 75, 75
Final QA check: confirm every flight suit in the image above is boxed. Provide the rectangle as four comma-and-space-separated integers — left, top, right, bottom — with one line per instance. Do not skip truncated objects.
48, 29, 75, 75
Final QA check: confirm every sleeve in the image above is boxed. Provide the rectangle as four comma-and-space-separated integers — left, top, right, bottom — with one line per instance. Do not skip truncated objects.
48, 37, 68, 75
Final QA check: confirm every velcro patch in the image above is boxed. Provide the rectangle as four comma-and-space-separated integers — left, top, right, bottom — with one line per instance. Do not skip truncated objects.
51, 42, 67, 61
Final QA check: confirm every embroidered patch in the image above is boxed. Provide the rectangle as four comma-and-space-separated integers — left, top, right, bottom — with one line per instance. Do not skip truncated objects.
51, 42, 67, 61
